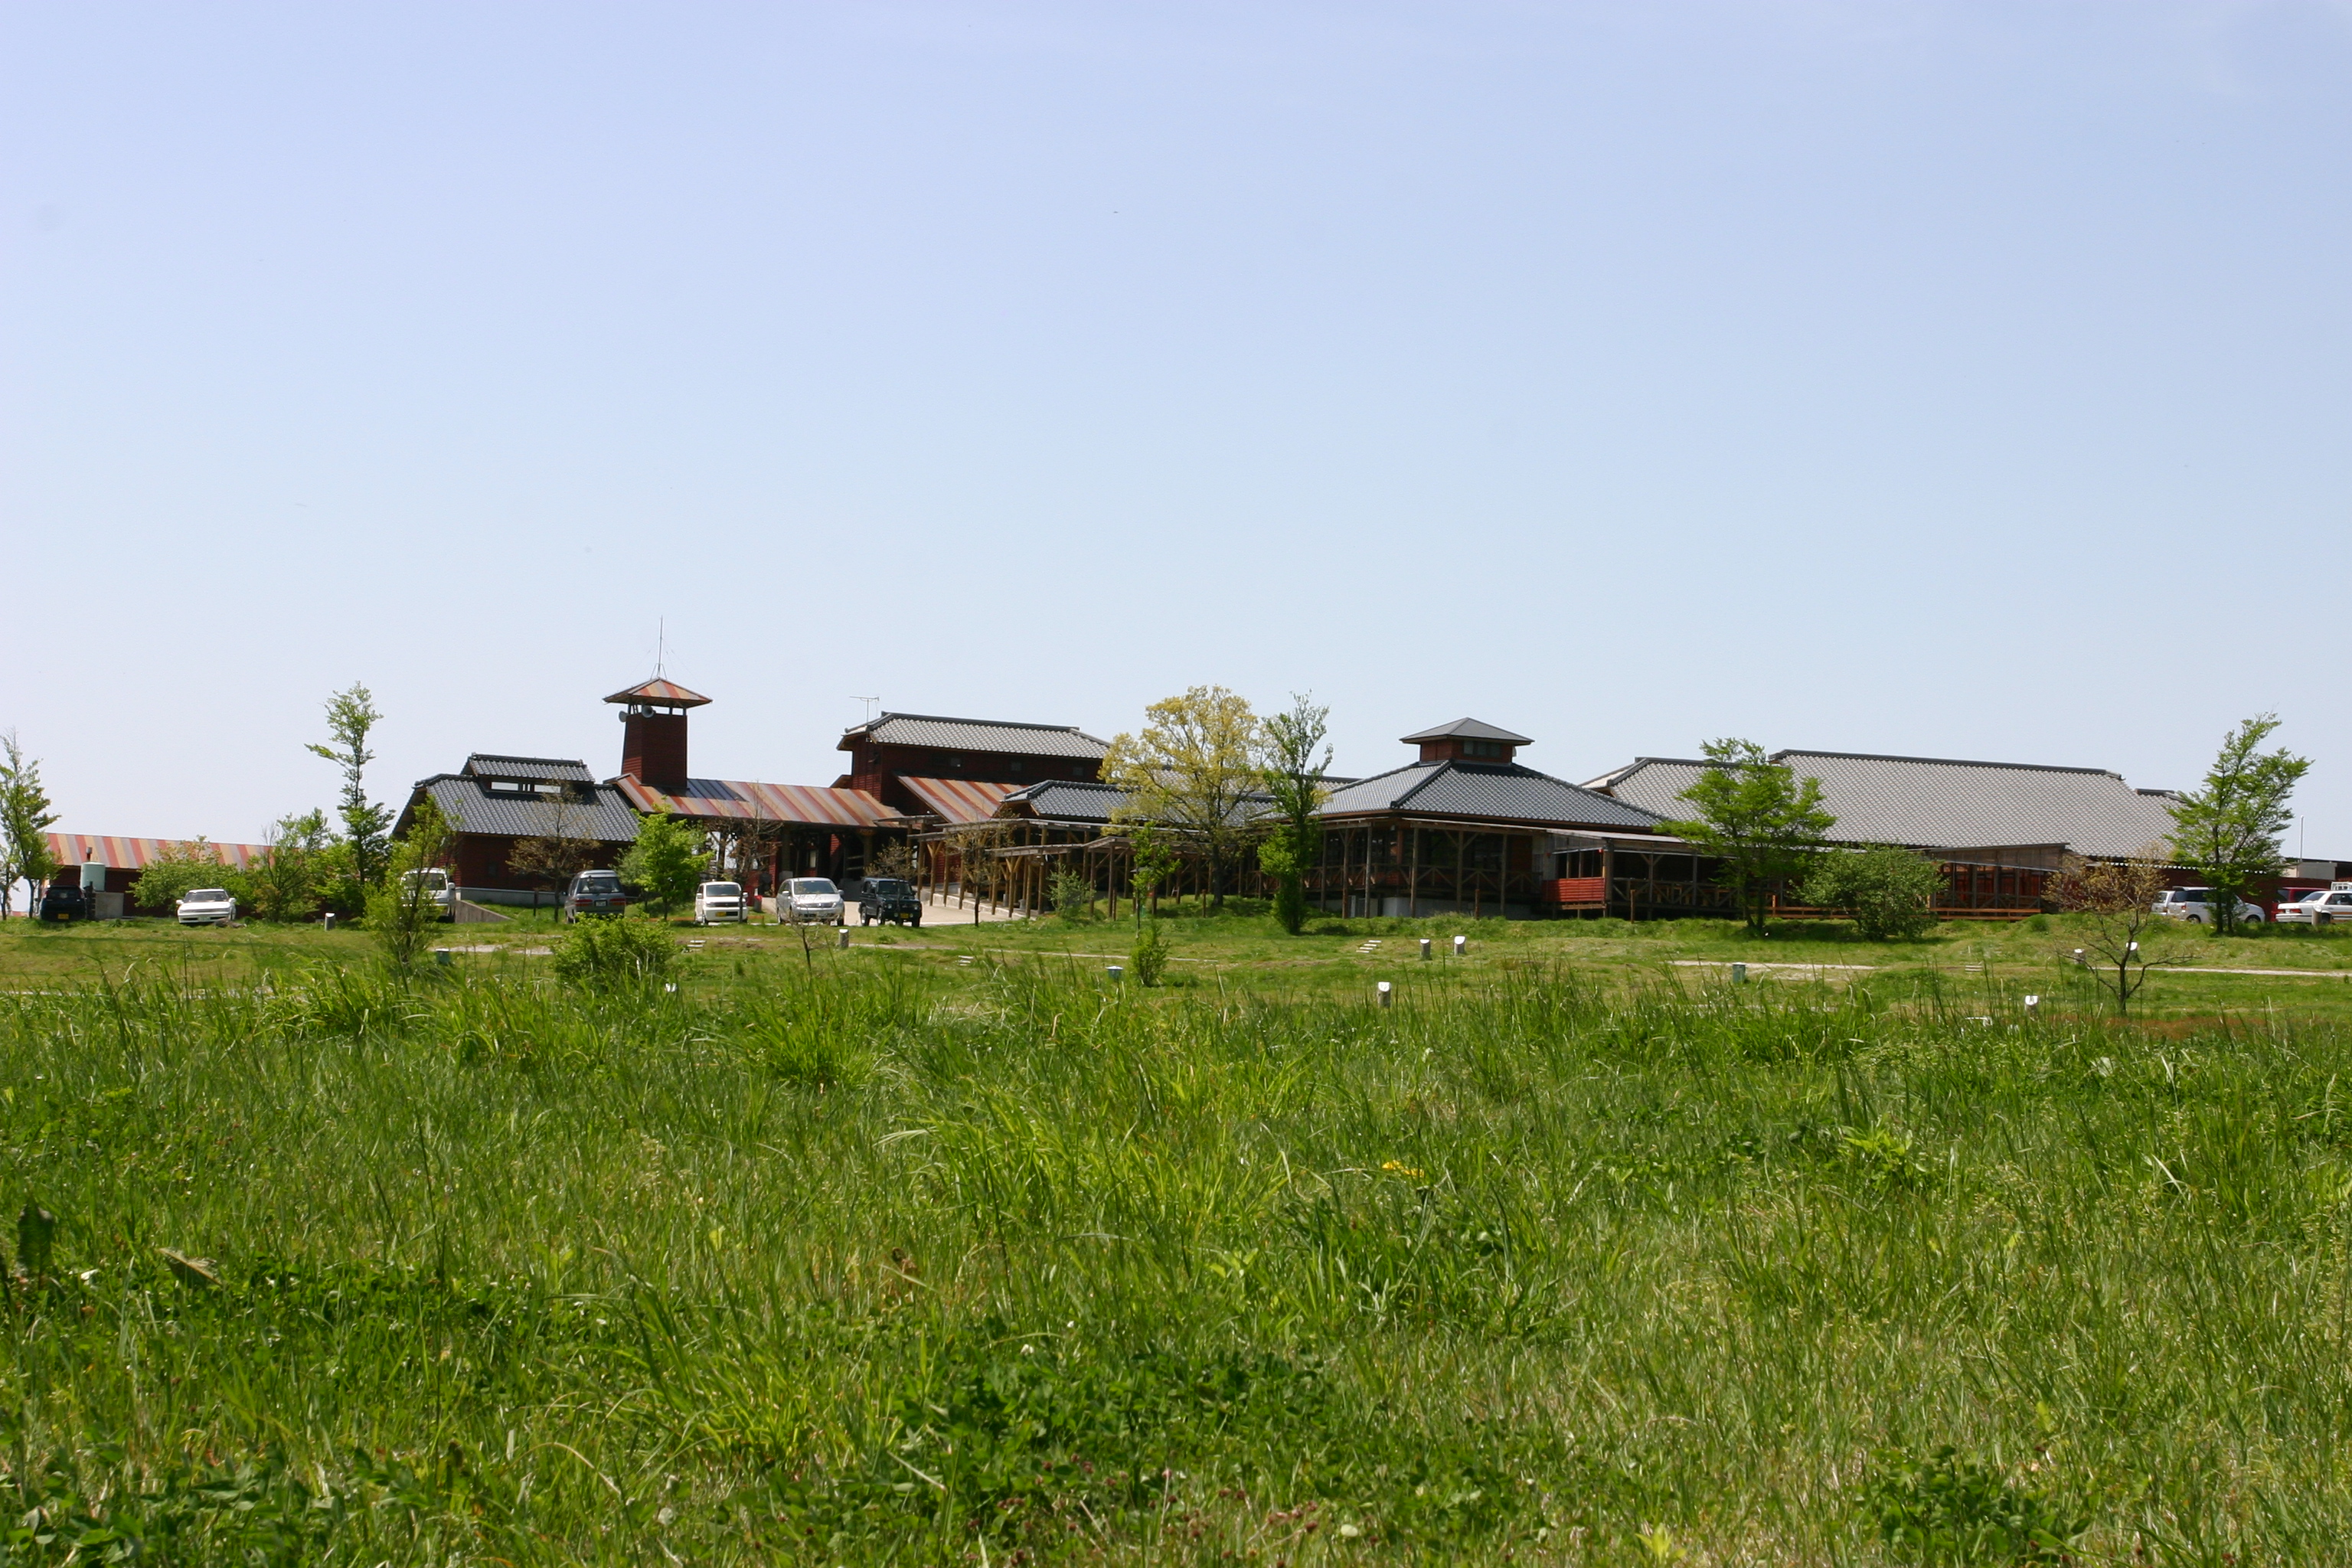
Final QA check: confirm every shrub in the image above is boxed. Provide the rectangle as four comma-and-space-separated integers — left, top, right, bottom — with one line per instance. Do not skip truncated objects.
130, 840, 247, 916
1131, 919, 1169, 985
1801, 845, 1942, 939
1049, 867, 1094, 921
552, 913, 679, 988
1867, 1446, 2087, 1563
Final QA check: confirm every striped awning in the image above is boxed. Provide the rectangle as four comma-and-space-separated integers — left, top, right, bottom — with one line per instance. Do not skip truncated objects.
616, 776, 891, 828
44, 834, 272, 872
897, 776, 1020, 825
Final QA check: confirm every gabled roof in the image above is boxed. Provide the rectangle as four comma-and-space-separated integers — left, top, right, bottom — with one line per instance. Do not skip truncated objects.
1318, 761, 1664, 830
998, 779, 1133, 826
406, 776, 642, 842
462, 753, 595, 782
604, 678, 711, 708
898, 776, 1024, 825
615, 776, 890, 829
1399, 717, 1534, 745
1589, 750, 2182, 860
45, 833, 272, 873
840, 712, 1109, 760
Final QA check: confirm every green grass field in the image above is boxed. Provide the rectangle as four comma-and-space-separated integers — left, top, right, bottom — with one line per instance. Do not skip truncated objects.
5, 910, 2352, 1562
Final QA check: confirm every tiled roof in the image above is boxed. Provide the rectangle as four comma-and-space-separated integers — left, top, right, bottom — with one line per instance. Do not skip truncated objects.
1318, 762, 1664, 830
414, 777, 642, 842
1398, 717, 1534, 745
616, 776, 891, 829
604, 678, 712, 707
462, 754, 595, 782
1589, 750, 2182, 860
998, 779, 1132, 825
45, 834, 273, 872
841, 712, 1109, 760
897, 776, 1024, 825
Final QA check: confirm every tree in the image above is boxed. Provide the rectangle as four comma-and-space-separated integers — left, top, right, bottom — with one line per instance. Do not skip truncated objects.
2050, 851, 2178, 1014
508, 789, 606, 905
132, 839, 243, 916
368, 795, 458, 967
942, 818, 1011, 926
1124, 822, 1179, 927
247, 809, 332, 923
1256, 694, 1331, 935
0, 732, 59, 920
2168, 714, 2310, 936
307, 684, 393, 892
866, 839, 917, 882
1799, 845, 1943, 939
1103, 686, 1263, 911
1658, 739, 1836, 935
619, 812, 710, 916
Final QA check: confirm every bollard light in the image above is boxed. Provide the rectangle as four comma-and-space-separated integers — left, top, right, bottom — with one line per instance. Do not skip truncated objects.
433, 948, 451, 965
1106, 965, 1123, 981
1419, 938, 1432, 960
1377, 981, 1393, 1008
838, 926, 851, 950
323, 913, 336, 930
2073, 949, 2084, 966
1452, 935, 1466, 957
2024, 994, 2040, 1018
1731, 962, 1746, 984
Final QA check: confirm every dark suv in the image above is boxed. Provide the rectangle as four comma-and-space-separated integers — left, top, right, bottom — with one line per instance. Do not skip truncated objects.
38, 883, 88, 923
857, 877, 923, 927
562, 869, 630, 922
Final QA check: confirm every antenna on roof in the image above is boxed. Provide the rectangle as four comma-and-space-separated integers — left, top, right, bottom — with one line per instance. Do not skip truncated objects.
655, 619, 666, 679
851, 694, 879, 721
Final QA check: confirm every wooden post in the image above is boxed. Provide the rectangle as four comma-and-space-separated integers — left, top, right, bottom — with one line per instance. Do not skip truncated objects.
1408, 825, 1420, 917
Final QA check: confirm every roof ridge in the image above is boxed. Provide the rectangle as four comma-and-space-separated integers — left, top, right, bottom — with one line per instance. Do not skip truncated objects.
852, 711, 1100, 735
1774, 748, 2125, 779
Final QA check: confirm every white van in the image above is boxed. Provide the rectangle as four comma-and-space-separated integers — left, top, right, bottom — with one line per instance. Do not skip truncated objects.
694, 881, 748, 924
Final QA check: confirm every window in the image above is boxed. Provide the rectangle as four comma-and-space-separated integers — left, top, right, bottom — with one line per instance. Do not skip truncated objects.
1463, 740, 1507, 759
489, 780, 521, 792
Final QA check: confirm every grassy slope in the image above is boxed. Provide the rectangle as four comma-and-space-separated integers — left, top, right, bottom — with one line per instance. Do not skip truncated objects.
2, 917, 2351, 1560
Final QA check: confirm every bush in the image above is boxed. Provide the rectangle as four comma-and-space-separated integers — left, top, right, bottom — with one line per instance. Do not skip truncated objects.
1800, 845, 1942, 940
1867, 1446, 2086, 1563
1049, 867, 1093, 921
130, 841, 247, 916
1131, 919, 1169, 985
619, 812, 709, 916
552, 913, 679, 988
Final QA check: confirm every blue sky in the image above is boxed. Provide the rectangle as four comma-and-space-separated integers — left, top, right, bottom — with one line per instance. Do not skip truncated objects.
5, 2, 2347, 852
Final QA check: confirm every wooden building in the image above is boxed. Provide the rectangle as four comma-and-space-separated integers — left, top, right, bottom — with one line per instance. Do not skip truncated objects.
394, 755, 641, 906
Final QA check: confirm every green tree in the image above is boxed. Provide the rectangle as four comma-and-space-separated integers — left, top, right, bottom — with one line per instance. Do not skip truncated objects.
132, 839, 245, 916
247, 809, 332, 923
1256, 694, 1331, 935
1799, 844, 1943, 939
307, 684, 393, 891
1124, 821, 1179, 926
1658, 739, 1836, 934
2168, 714, 2311, 936
0, 731, 59, 920
619, 812, 710, 916
368, 795, 458, 967
1104, 686, 1263, 911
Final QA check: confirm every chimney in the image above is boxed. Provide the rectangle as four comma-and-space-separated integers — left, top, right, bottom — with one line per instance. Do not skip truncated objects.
603, 678, 712, 795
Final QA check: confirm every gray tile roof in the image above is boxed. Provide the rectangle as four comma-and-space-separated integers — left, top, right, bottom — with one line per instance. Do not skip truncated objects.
1398, 717, 1534, 745
1589, 750, 2181, 860
1319, 762, 1664, 830
462, 754, 596, 783
415, 776, 642, 842
842, 712, 1110, 760
999, 779, 1131, 825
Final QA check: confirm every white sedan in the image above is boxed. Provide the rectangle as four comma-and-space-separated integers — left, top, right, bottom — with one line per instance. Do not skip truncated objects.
780, 877, 844, 925
694, 880, 748, 924
2278, 886, 2352, 926
177, 887, 237, 926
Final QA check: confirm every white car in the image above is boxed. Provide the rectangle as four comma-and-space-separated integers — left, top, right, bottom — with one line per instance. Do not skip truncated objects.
177, 887, 237, 926
400, 867, 456, 920
779, 877, 844, 926
694, 880, 748, 924
2152, 887, 2265, 926
2277, 884, 2352, 927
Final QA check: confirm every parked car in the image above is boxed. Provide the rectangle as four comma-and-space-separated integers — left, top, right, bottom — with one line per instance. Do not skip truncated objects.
779, 877, 845, 926
400, 867, 456, 920
2277, 884, 2352, 926
857, 877, 923, 927
38, 882, 87, 923
694, 880, 748, 924
177, 887, 238, 926
2151, 887, 2265, 926
562, 868, 630, 922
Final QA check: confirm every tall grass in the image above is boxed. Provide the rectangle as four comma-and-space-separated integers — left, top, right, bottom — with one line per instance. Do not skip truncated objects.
2, 959, 2348, 1561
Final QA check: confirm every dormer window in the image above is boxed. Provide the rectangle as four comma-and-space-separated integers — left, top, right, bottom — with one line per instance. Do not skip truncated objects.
1464, 740, 1507, 760
489, 780, 521, 792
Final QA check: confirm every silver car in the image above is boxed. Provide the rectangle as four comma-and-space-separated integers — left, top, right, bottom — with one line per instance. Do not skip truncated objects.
2151, 887, 2265, 926
780, 877, 844, 926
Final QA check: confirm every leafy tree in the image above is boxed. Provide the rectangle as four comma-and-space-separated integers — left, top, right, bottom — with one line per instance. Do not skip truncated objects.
1103, 687, 1263, 911
307, 684, 393, 891
866, 839, 918, 882
2167, 714, 2311, 936
1256, 694, 1331, 935
1124, 822, 1179, 926
507, 789, 606, 902
1799, 845, 1944, 940
247, 809, 332, 923
619, 812, 710, 916
1658, 739, 1836, 934
368, 795, 457, 967
0, 731, 59, 920
2049, 851, 2178, 1014
132, 839, 245, 916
